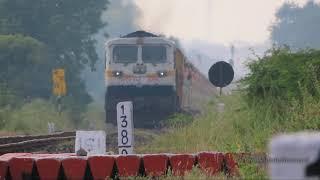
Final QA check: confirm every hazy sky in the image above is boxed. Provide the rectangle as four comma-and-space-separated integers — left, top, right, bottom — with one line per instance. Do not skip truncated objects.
134, 0, 319, 45
131, 0, 320, 79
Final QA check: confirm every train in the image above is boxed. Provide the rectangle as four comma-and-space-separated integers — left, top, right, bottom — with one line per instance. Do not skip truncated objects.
104, 31, 216, 127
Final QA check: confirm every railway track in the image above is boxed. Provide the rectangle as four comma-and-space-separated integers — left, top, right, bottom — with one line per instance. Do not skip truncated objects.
0, 132, 76, 155
0, 129, 159, 155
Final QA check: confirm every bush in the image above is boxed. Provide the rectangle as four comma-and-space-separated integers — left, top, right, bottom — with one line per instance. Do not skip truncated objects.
242, 47, 320, 106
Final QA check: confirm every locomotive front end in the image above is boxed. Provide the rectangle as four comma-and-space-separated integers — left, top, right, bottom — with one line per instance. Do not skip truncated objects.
104, 31, 178, 127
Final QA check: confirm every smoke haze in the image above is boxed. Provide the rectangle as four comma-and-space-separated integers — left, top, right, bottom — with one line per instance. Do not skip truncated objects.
84, 0, 140, 103
85, 0, 320, 102
133, 0, 320, 79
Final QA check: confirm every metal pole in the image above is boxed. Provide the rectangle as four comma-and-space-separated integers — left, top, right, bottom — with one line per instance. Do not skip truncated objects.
57, 95, 62, 115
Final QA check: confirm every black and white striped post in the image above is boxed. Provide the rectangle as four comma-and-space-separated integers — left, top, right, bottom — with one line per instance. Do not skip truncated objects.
117, 101, 134, 155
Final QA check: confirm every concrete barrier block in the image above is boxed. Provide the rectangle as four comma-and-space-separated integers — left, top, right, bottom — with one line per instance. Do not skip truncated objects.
115, 155, 141, 177
36, 157, 62, 180
198, 152, 224, 176
9, 157, 35, 180
143, 154, 169, 176
169, 154, 196, 176
75, 131, 106, 155
224, 153, 240, 177
0, 153, 30, 180
62, 157, 88, 180
0, 152, 244, 178
0, 161, 8, 180
88, 155, 115, 179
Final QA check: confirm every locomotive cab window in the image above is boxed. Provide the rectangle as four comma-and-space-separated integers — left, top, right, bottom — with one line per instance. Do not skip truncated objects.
142, 45, 167, 63
113, 45, 138, 63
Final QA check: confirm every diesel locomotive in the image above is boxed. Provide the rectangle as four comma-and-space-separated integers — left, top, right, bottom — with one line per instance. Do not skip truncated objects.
104, 31, 198, 127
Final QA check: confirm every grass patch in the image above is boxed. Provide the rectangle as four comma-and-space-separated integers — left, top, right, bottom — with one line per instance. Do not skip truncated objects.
80, 103, 106, 130
161, 113, 194, 128
0, 99, 108, 135
2, 99, 74, 134
137, 94, 259, 153
137, 91, 320, 178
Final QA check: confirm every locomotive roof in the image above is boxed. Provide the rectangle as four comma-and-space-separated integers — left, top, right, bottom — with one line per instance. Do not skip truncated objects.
122, 31, 159, 38
106, 31, 174, 47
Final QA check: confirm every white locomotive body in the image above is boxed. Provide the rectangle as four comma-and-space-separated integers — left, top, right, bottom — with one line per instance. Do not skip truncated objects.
104, 31, 179, 127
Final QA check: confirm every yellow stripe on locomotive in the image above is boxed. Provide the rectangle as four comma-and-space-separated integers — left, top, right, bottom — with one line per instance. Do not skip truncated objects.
104, 31, 183, 127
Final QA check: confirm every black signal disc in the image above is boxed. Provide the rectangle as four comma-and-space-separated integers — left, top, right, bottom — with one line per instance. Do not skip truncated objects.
208, 61, 234, 87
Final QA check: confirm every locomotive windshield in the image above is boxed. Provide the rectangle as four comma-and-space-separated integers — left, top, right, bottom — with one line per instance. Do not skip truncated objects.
142, 45, 167, 63
113, 45, 138, 63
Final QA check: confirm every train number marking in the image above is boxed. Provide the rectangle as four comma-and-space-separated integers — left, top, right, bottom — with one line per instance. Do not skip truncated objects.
117, 101, 134, 155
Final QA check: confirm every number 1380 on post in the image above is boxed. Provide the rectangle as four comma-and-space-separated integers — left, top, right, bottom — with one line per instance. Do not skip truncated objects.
117, 101, 134, 155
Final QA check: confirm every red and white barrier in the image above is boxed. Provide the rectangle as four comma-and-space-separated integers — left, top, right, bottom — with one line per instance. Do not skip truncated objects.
0, 152, 240, 179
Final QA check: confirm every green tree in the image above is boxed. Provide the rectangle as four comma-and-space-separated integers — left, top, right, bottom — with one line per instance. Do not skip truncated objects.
0, 34, 49, 102
0, 0, 109, 120
0, 0, 108, 69
271, 1, 320, 49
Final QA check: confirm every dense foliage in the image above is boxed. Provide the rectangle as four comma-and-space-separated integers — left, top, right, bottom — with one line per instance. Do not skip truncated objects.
0, 35, 49, 102
0, 0, 108, 69
242, 48, 320, 105
0, 0, 109, 125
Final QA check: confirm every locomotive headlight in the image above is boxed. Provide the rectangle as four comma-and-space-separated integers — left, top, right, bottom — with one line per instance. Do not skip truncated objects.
112, 71, 123, 77
157, 71, 167, 77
